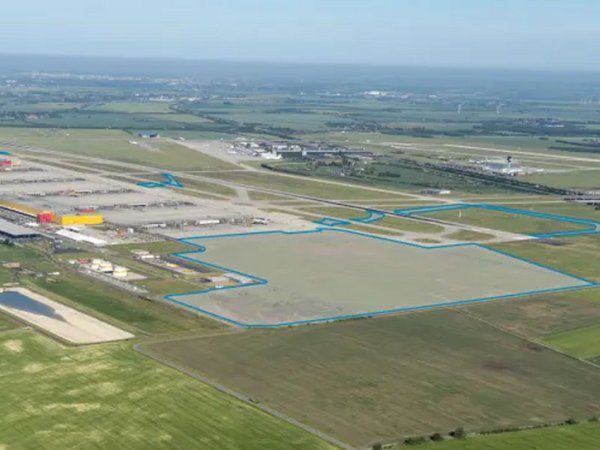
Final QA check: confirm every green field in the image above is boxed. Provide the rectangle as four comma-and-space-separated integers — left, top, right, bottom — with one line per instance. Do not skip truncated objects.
419, 422, 600, 450
422, 207, 587, 235
300, 206, 444, 233
0, 128, 237, 171
465, 289, 600, 339
502, 202, 600, 223
492, 234, 600, 281
445, 230, 494, 241
0, 242, 221, 335
91, 102, 175, 113
203, 170, 410, 200
541, 323, 600, 360
0, 330, 332, 450
146, 310, 600, 447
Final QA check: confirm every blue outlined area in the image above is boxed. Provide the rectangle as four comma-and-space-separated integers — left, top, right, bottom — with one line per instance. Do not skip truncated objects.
162, 226, 598, 329
313, 217, 351, 226
351, 209, 385, 224
394, 203, 600, 238
138, 172, 183, 189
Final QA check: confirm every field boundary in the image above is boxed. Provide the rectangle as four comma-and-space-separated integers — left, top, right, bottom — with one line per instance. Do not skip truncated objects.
163, 226, 597, 328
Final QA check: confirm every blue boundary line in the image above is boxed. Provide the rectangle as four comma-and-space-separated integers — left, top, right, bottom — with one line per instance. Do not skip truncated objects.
393, 203, 600, 238
163, 223, 598, 329
138, 172, 184, 189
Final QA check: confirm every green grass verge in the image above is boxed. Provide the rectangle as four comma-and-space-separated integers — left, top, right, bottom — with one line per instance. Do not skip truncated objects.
0, 330, 332, 450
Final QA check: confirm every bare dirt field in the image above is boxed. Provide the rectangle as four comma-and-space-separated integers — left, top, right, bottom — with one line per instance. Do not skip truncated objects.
170, 229, 590, 326
0, 288, 134, 344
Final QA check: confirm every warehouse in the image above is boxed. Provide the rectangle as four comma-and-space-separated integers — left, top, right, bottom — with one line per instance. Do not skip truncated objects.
0, 218, 40, 240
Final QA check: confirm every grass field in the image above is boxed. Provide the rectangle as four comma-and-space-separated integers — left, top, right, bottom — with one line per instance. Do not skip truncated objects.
445, 230, 494, 241
501, 202, 600, 223
541, 323, 600, 360
0, 128, 237, 171
0, 330, 332, 450
0, 314, 17, 332
0, 242, 221, 335
28, 273, 221, 335
300, 206, 445, 233
419, 422, 600, 450
422, 208, 587, 235
91, 102, 175, 113
492, 234, 600, 281
146, 310, 600, 447
464, 289, 600, 339
203, 170, 409, 200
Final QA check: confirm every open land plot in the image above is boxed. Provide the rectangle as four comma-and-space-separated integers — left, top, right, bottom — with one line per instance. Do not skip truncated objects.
0, 330, 332, 450
202, 170, 410, 200
0, 128, 237, 171
299, 206, 445, 233
464, 289, 600, 339
492, 234, 600, 281
421, 207, 592, 235
29, 270, 222, 335
501, 202, 600, 223
172, 229, 590, 326
89, 101, 175, 113
420, 422, 600, 450
0, 288, 133, 344
146, 310, 600, 447
527, 170, 600, 190
540, 323, 600, 361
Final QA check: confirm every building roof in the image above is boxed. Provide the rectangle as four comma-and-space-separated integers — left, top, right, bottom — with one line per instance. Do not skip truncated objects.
0, 218, 40, 238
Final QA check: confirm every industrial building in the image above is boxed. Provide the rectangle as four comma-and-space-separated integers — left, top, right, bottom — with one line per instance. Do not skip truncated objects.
0, 218, 40, 240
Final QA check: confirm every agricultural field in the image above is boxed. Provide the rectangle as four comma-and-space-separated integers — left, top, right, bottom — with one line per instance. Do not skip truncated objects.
146, 309, 600, 448
541, 324, 600, 362
419, 421, 600, 450
174, 229, 584, 326
0, 330, 332, 450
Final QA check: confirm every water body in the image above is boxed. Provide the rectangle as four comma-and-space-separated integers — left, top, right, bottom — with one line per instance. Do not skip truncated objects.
0, 291, 66, 321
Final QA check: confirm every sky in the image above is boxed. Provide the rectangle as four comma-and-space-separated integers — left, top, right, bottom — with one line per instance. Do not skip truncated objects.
2, 0, 600, 70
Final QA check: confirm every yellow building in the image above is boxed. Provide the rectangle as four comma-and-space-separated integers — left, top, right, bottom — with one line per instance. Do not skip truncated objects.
53, 214, 104, 226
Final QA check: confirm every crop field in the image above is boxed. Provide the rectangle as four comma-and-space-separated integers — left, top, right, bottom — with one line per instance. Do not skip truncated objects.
421, 422, 600, 450
171, 229, 588, 326
541, 324, 600, 361
0, 330, 332, 450
146, 310, 600, 447
465, 289, 600, 339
